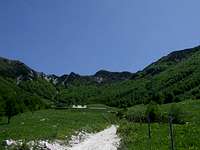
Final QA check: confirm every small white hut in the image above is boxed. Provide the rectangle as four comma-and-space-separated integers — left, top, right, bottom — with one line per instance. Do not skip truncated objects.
72, 105, 87, 109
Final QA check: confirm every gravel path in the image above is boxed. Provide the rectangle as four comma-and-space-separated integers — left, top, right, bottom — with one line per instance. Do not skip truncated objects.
69, 125, 120, 150
5, 125, 120, 150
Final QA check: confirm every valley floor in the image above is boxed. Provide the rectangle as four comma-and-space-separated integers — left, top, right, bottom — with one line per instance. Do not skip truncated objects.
37, 125, 120, 150
5, 125, 120, 150
1, 100, 200, 149
0, 108, 116, 149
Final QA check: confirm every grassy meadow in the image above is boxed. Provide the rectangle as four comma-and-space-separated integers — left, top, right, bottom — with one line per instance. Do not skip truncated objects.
118, 100, 200, 150
1, 100, 200, 149
0, 108, 115, 149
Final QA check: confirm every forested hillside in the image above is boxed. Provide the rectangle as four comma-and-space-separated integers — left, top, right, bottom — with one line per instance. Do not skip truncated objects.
103, 45, 200, 106
55, 45, 200, 107
1, 45, 200, 113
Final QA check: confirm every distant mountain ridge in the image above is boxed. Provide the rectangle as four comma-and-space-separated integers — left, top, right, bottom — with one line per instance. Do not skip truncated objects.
2, 45, 199, 85
0, 56, 133, 86
131, 46, 200, 80
0, 56, 39, 80
1, 45, 200, 110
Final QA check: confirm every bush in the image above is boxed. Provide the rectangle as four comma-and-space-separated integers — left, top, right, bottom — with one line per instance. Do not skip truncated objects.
168, 104, 185, 124
116, 109, 126, 119
4, 95, 20, 124
145, 101, 160, 122
125, 108, 145, 123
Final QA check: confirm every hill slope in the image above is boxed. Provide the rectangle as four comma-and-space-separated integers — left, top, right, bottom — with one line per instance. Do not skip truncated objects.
104, 45, 200, 106
1, 45, 200, 109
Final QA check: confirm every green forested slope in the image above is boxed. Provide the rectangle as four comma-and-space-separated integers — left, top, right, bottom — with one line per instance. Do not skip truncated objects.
1, 45, 200, 111
102, 46, 200, 106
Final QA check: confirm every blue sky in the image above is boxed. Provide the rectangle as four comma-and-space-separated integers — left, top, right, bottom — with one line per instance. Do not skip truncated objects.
0, 0, 200, 75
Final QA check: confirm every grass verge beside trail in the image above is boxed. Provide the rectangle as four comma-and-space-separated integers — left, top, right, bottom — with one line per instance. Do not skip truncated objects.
0, 109, 115, 149
118, 100, 200, 150
118, 121, 200, 150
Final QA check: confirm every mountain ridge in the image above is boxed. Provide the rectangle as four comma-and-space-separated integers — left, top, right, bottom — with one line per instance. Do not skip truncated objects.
1, 45, 200, 110
1, 44, 200, 84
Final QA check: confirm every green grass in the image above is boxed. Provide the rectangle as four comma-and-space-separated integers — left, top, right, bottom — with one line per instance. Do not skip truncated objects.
160, 100, 200, 123
87, 104, 119, 111
0, 109, 114, 149
1, 100, 200, 149
126, 99, 200, 123
118, 100, 200, 150
118, 121, 200, 150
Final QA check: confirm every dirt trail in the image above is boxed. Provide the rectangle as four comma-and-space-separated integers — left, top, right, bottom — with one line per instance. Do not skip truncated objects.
41, 125, 120, 150
5, 125, 120, 150
69, 125, 120, 150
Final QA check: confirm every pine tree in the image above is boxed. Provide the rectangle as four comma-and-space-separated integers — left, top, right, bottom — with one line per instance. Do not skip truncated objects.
4, 95, 19, 124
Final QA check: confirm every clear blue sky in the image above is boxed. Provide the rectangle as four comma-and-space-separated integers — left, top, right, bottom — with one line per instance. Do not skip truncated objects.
0, 0, 200, 75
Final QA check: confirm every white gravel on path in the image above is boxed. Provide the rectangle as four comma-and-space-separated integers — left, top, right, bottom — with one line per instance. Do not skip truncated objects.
69, 125, 120, 150
5, 125, 120, 150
